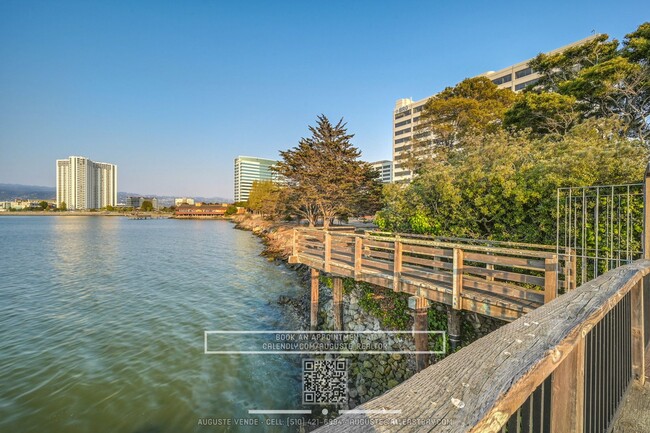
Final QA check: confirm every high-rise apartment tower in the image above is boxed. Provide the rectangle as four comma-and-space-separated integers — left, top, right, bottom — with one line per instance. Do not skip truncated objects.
392, 35, 600, 182
56, 156, 117, 209
233, 156, 278, 203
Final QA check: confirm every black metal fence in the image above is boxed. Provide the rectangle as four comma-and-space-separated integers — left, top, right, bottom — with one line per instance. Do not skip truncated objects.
584, 292, 632, 433
502, 377, 552, 433
502, 291, 634, 433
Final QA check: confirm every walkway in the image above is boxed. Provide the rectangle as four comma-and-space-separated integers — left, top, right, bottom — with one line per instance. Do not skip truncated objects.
289, 228, 574, 322
612, 348, 650, 433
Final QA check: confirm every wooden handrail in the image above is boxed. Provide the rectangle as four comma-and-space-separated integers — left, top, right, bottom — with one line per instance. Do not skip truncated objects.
312, 260, 649, 432
368, 230, 559, 251
296, 227, 564, 259
290, 228, 567, 321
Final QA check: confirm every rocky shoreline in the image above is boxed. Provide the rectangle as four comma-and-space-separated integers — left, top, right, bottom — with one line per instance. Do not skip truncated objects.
231, 214, 504, 412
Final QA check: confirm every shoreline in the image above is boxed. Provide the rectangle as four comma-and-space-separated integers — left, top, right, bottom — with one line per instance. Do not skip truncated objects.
0, 211, 128, 216
0, 211, 237, 220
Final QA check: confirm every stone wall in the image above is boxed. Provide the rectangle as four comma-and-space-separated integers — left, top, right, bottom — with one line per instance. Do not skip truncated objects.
317, 286, 417, 407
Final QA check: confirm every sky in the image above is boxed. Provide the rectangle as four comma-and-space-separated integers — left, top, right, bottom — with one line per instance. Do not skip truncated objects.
0, 1, 648, 200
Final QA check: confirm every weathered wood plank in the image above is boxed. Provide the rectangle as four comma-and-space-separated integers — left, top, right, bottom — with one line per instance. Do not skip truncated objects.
324, 232, 332, 273
452, 248, 463, 310
400, 265, 453, 286
402, 244, 453, 258
367, 234, 557, 258
462, 276, 545, 305
328, 264, 354, 278
363, 238, 395, 250
333, 277, 343, 331
413, 296, 430, 371
643, 163, 650, 259
401, 254, 454, 270
464, 252, 546, 270
310, 268, 319, 330
544, 256, 558, 303
330, 251, 353, 264
551, 337, 585, 433
463, 265, 545, 287
362, 258, 394, 273
311, 260, 650, 433
354, 237, 362, 279
297, 251, 324, 263
401, 280, 452, 304
394, 239, 403, 293
364, 250, 394, 261
461, 296, 525, 321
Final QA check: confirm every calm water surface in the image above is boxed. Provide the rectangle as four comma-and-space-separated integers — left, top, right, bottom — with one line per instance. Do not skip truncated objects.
0, 217, 306, 433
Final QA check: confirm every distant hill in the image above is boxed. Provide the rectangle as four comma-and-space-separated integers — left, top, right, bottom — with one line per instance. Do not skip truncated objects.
0, 184, 231, 205
0, 184, 56, 201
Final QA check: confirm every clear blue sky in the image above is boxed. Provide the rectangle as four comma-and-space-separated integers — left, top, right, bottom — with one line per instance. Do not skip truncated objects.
0, 1, 647, 199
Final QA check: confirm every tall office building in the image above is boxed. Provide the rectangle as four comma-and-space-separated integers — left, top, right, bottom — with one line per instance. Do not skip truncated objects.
234, 156, 278, 203
56, 156, 117, 209
392, 35, 599, 183
370, 160, 393, 184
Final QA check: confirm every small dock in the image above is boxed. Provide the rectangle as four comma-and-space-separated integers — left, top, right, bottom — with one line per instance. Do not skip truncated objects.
127, 213, 167, 220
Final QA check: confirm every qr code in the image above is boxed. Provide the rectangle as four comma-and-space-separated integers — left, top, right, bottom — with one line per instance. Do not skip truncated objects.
302, 358, 348, 405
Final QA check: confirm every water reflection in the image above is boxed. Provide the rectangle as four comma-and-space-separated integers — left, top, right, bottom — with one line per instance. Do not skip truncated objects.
0, 217, 304, 433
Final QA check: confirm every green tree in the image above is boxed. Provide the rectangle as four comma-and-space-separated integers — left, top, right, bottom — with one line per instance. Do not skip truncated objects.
378, 118, 647, 243
622, 22, 650, 64
59, 201, 67, 211
504, 92, 580, 135
39, 201, 48, 210
225, 204, 238, 216
525, 24, 650, 142
141, 200, 154, 212
528, 34, 619, 91
247, 180, 283, 218
274, 115, 382, 228
414, 77, 516, 150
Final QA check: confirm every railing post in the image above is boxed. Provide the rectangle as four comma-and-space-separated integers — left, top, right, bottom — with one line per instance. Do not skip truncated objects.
393, 236, 402, 293
354, 236, 362, 279
544, 255, 559, 303
310, 268, 320, 331
643, 163, 650, 259
332, 277, 343, 331
411, 296, 430, 372
447, 306, 462, 352
551, 336, 585, 432
324, 231, 331, 273
292, 229, 297, 257
452, 248, 463, 310
631, 279, 646, 385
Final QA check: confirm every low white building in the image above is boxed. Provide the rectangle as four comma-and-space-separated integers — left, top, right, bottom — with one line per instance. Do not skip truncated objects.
175, 197, 195, 206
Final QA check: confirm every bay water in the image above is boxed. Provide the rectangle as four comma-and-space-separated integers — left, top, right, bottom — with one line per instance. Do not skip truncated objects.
0, 217, 307, 433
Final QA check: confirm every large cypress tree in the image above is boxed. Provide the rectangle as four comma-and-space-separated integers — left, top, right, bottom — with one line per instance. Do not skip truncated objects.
274, 115, 382, 228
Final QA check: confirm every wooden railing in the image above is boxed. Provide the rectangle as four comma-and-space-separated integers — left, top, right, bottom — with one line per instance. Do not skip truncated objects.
290, 228, 575, 321
313, 260, 648, 433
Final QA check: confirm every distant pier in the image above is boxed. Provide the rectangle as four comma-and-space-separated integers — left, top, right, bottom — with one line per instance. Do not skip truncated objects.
127, 213, 168, 220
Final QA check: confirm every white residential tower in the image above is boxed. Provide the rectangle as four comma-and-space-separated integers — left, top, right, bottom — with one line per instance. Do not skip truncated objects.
56, 156, 117, 210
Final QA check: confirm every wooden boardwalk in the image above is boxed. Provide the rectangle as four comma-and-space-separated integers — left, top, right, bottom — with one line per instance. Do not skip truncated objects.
289, 228, 575, 322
